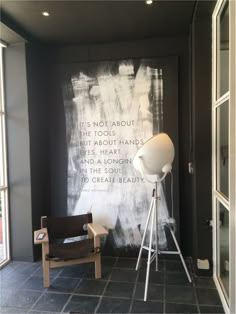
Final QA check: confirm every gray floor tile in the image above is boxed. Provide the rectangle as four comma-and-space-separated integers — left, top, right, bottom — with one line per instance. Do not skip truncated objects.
115, 258, 137, 269
149, 260, 165, 272
137, 258, 165, 272
32, 292, 70, 312
196, 288, 222, 306
111, 268, 138, 282
166, 285, 196, 304
84, 266, 113, 280
195, 277, 216, 289
166, 260, 190, 273
134, 283, 164, 301
0, 263, 19, 276
104, 282, 134, 298
166, 302, 199, 313
0, 290, 42, 310
10, 263, 40, 277
75, 279, 107, 295
97, 297, 131, 313
131, 300, 163, 313
34, 266, 63, 277
199, 305, 225, 313
29, 311, 55, 314
20, 276, 46, 291
166, 271, 193, 286
59, 263, 92, 278
101, 256, 117, 267
0, 274, 29, 290
63, 295, 99, 313
138, 269, 164, 284
0, 306, 31, 313
48, 277, 79, 293
160, 254, 180, 261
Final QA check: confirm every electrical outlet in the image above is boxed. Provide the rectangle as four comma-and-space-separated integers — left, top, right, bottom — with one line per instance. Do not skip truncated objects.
224, 260, 229, 272
188, 162, 194, 174
197, 259, 210, 270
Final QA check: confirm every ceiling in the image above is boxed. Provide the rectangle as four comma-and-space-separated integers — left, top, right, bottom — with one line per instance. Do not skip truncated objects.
0, 0, 197, 45
0, 22, 24, 44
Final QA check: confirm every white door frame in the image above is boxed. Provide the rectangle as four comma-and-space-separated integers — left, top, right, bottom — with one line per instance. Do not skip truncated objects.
212, 0, 236, 313
228, 0, 236, 311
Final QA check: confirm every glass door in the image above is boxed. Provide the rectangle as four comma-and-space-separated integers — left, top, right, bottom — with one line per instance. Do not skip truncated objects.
212, 0, 236, 312
0, 44, 10, 266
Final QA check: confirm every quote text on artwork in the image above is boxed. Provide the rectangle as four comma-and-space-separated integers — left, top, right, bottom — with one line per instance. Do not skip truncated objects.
77, 120, 145, 188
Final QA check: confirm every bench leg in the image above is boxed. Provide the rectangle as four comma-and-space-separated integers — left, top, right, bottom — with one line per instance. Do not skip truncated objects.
42, 243, 50, 288
43, 259, 50, 288
95, 253, 101, 279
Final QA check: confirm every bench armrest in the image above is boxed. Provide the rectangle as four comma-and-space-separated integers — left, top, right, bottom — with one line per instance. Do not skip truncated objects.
87, 223, 108, 237
34, 228, 49, 245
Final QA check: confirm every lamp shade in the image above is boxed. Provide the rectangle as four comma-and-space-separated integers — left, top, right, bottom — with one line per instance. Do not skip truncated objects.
133, 133, 175, 176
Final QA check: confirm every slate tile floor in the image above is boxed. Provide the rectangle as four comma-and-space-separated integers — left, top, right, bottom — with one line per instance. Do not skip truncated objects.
0, 257, 224, 313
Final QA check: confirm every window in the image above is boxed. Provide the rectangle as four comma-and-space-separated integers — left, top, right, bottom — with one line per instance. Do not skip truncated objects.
0, 44, 10, 265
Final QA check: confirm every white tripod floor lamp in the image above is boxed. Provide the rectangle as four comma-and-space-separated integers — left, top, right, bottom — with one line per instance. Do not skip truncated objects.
133, 133, 192, 301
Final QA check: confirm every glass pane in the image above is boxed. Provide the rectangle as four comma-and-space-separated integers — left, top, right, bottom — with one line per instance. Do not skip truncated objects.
216, 100, 229, 198
0, 115, 4, 187
217, 1, 229, 98
0, 47, 3, 113
217, 200, 229, 300
0, 189, 8, 262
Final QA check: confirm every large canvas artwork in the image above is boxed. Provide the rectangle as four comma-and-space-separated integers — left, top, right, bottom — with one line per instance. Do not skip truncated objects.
62, 59, 171, 252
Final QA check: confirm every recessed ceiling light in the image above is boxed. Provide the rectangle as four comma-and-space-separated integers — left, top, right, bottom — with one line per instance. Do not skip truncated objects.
42, 11, 50, 17
145, 0, 153, 4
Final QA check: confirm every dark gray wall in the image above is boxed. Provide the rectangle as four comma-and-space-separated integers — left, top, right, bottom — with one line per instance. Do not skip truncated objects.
26, 44, 51, 260
191, 13, 213, 262
2, 6, 214, 261
5, 43, 34, 261
4, 33, 210, 261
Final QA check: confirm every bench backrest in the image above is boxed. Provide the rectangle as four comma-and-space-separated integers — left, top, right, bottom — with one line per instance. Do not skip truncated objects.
41, 213, 92, 239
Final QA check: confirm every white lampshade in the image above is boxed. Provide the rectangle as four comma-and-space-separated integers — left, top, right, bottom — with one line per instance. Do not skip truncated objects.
133, 133, 175, 176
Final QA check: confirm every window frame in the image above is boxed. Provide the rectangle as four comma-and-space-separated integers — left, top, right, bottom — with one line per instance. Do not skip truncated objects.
212, 0, 236, 312
0, 44, 10, 266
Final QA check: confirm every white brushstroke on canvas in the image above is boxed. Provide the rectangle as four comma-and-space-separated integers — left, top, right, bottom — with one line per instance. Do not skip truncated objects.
65, 61, 169, 248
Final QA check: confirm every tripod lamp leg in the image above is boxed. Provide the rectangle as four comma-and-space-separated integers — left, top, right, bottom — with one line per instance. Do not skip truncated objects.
136, 197, 155, 271
144, 200, 156, 301
170, 229, 192, 283
155, 195, 159, 272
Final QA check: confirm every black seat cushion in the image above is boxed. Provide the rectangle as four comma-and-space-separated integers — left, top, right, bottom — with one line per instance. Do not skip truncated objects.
48, 238, 94, 260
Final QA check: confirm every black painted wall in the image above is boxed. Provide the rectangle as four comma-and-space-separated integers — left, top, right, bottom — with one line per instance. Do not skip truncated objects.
25, 44, 51, 259
191, 3, 214, 264
4, 4, 214, 261
46, 36, 192, 257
